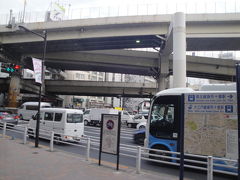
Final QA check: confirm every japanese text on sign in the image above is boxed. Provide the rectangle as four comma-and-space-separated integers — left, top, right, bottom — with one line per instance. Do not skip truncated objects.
186, 93, 236, 104
185, 93, 236, 114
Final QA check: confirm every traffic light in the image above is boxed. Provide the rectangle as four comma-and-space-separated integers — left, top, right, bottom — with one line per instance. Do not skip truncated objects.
0, 62, 21, 74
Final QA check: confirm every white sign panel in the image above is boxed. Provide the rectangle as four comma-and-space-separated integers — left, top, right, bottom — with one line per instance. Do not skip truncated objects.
32, 58, 42, 84
101, 114, 119, 154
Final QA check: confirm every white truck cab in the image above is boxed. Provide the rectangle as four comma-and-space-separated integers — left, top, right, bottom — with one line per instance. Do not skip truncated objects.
83, 108, 133, 126
28, 108, 84, 142
83, 108, 118, 126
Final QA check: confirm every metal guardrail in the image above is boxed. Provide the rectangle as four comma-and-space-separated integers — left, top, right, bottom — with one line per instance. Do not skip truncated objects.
0, 122, 238, 179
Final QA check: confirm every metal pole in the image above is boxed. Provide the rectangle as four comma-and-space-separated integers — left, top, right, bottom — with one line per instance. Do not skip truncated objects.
136, 146, 141, 174
3, 122, 6, 138
50, 131, 54, 152
22, 0, 26, 22
23, 126, 27, 144
116, 111, 121, 171
99, 114, 104, 166
35, 84, 42, 147
35, 30, 47, 148
236, 63, 240, 180
207, 156, 213, 180
86, 137, 90, 161
179, 94, 185, 180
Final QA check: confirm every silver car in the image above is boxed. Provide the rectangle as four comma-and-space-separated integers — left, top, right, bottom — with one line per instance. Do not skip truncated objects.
0, 110, 19, 127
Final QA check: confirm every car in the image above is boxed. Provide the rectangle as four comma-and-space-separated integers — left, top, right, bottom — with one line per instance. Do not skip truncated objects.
136, 121, 146, 130
133, 129, 145, 145
126, 114, 146, 128
0, 110, 19, 127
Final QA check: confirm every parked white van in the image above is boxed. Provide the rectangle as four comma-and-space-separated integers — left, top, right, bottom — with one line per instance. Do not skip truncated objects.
18, 102, 51, 120
28, 108, 84, 142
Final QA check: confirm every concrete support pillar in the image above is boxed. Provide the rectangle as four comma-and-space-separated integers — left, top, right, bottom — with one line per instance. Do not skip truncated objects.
157, 55, 170, 91
173, 12, 186, 88
7, 75, 21, 107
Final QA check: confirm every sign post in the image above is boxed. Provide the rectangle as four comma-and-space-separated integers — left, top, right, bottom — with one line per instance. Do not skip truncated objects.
236, 63, 240, 180
99, 112, 121, 170
179, 94, 185, 180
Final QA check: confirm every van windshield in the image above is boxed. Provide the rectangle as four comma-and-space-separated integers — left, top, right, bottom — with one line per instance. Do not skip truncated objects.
67, 114, 83, 123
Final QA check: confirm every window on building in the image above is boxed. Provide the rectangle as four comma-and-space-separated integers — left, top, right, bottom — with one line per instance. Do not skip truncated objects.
91, 76, 97, 81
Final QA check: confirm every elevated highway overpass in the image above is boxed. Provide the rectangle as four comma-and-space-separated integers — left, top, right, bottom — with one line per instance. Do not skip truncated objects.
0, 78, 156, 98
32, 49, 237, 81
0, 13, 240, 55
0, 12, 239, 106
0, 13, 239, 81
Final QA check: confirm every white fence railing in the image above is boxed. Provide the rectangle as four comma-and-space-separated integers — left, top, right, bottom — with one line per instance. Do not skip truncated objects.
0, 122, 238, 179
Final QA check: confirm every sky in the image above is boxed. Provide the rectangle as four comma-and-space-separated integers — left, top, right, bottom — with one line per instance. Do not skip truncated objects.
0, 0, 234, 14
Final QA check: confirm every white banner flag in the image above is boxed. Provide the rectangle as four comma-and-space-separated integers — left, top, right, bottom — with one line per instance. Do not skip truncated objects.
32, 58, 42, 84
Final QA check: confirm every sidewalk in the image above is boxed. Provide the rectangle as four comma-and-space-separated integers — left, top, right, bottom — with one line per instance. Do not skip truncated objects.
0, 137, 178, 180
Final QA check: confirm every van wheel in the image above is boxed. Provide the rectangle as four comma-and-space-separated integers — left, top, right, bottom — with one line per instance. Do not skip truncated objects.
84, 120, 89, 126
54, 134, 62, 145
127, 123, 132, 128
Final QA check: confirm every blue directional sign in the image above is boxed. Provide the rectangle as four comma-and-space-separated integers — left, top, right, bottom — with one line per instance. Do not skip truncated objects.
185, 93, 236, 114
185, 93, 236, 104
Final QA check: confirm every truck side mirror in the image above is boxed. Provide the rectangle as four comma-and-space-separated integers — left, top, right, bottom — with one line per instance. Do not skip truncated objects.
32, 115, 36, 120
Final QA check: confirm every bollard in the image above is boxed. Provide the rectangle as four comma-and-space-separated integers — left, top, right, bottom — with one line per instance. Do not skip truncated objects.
23, 126, 27, 144
136, 146, 141, 174
86, 137, 90, 161
207, 156, 213, 180
3, 122, 7, 138
50, 131, 54, 152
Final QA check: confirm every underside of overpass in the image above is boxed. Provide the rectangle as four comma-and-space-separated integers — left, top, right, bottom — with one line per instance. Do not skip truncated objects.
0, 78, 156, 98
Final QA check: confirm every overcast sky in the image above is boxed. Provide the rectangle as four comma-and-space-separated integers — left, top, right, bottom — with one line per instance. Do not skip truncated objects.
0, 0, 231, 14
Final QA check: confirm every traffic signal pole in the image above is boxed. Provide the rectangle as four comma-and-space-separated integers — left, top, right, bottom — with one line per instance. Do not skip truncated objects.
7, 74, 21, 107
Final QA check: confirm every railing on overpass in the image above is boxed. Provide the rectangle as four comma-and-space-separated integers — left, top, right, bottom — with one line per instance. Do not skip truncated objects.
0, 121, 238, 180
1, 0, 240, 25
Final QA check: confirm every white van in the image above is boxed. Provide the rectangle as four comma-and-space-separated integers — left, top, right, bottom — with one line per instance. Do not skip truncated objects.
18, 102, 51, 120
28, 108, 84, 142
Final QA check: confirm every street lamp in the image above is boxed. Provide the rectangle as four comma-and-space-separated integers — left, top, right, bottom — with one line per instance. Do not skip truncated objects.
18, 25, 47, 148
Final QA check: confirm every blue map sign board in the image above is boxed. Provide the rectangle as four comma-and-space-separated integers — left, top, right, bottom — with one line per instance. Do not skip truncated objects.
185, 93, 236, 114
